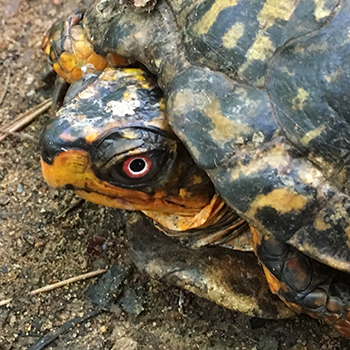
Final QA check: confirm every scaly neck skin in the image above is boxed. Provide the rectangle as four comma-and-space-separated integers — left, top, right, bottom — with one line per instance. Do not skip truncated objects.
86, 0, 189, 89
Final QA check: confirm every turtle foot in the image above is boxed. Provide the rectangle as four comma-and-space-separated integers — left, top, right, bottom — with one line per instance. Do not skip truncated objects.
256, 233, 350, 336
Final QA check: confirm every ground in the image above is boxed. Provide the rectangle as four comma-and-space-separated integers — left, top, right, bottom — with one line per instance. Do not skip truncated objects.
1, 0, 350, 349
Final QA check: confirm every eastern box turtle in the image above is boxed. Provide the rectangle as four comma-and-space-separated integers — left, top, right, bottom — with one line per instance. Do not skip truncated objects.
40, 0, 350, 336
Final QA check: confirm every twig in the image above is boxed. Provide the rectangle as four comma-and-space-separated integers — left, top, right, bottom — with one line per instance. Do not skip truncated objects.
0, 269, 107, 307
27, 306, 103, 350
0, 298, 12, 307
0, 65, 10, 106
0, 98, 52, 142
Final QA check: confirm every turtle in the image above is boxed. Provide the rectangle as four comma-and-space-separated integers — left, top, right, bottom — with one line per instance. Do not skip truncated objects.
39, 0, 350, 336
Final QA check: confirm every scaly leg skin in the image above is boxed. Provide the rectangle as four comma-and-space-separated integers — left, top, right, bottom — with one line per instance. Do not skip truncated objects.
251, 227, 350, 336
41, 9, 131, 106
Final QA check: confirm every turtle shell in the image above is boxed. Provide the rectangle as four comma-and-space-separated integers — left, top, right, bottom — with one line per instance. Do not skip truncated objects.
82, 0, 350, 272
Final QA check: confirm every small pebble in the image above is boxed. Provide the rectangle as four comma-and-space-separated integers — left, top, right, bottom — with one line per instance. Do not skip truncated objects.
0, 195, 10, 206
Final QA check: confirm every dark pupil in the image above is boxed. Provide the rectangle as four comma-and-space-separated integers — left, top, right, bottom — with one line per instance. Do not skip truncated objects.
130, 158, 146, 172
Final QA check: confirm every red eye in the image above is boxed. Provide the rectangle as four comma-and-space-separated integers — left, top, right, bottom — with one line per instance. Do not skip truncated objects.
123, 155, 152, 178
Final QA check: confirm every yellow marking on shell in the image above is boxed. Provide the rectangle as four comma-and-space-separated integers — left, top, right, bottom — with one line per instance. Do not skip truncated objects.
294, 43, 305, 54
222, 22, 245, 49
325, 68, 342, 83
193, 0, 239, 35
314, 0, 333, 21
314, 212, 331, 231
238, 33, 275, 75
307, 42, 328, 52
279, 66, 295, 76
230, 142, 290, 182
148, 113, 172, 131
179, 188, 187, 198
301, 125, 326, 145
206, 99, 252, 141
257, 0, 298, 29
247, 188, 308, 218
291, 88, 309, 110
245, 33, 275, 61
288, 239, 350, 273
191, 174, 203, 185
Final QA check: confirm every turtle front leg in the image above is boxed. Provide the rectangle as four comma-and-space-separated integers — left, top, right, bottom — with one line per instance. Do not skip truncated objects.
251, 228, 350, 336
41, 9, 132, 106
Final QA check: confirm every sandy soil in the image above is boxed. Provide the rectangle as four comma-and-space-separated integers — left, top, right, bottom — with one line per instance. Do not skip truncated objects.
1, 0, 350, 349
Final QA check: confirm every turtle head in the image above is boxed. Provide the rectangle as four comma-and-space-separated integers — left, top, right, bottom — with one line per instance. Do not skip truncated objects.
40, 68, 215, 223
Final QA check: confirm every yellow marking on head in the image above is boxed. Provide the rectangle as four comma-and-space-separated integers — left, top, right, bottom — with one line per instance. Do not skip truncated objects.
147, 114, 172, 131
194, 0, 239, 35
314, 0, 333, 21
123, 90, 131, 100
291, 88, 309, 110
59, 132, 77, 142
179, 188, 187, 198
83, 126, 98, 141
79, 87, 97, 100
301, 125, 326, 145
222, 22, 245, 49
248, 188, 308, 218
257, 0, 298, 29
85, 131, 98, 143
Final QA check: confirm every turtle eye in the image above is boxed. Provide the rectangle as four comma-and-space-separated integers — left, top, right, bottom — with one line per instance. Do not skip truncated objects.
95, 149, 174, 189
123, 155, 152, 178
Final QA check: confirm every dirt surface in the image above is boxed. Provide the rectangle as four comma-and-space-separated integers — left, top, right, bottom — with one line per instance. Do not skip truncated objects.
1, 0, 350, 349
